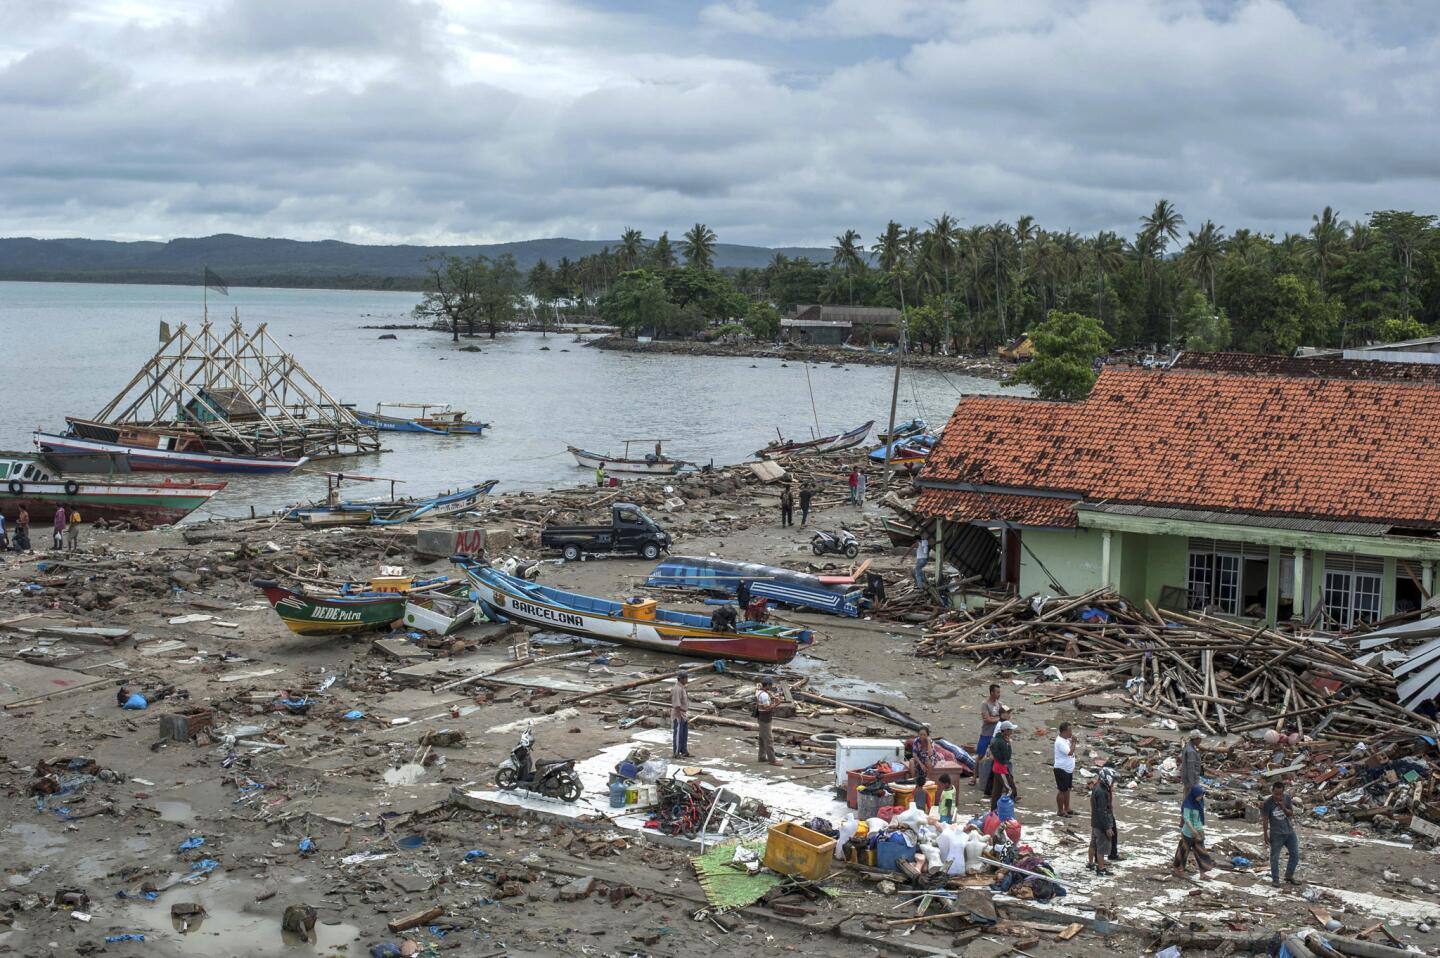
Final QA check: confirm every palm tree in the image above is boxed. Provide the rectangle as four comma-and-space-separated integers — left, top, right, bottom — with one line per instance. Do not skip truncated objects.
1014, 214, 1037, 275
1090, 230, 1126, 326
618, 227, 645, 270
1183, 220, 1226, 301
680, 223, 717, 270
1305, 206, 1348, 291
986, 222, 1014, 341
831, 228, 866, 304
927, 213, 960, 296
874, 221, 905, 273
1140, 198, 1185, 253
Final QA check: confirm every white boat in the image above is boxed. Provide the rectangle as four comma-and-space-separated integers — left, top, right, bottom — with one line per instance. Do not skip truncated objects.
568, 438, 686, 475
403, 587, 478, 635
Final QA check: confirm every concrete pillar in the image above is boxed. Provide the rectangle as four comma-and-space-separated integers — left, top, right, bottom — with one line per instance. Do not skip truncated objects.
1292, 548, 1306, 619
933, 520, 944, 584
1100, 530, 1113, 590
1424, 559, 1435, 598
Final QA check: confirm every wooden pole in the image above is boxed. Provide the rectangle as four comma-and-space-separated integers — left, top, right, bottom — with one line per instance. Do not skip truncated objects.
882, 280, 906, 494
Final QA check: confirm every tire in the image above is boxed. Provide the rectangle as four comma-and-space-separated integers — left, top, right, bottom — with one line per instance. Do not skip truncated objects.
562, 544, 581, 562
495, 767, 518, 790
63, 480, 79, 496
844, 543, 859, 559
6, 480, 20, 495
558, 774, 582, 803
641, 542, 660, 561
812, 541, 825, 556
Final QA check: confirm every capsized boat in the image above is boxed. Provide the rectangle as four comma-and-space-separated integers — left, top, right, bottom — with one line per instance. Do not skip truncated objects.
282, 475, 497, 525
645, 555, 868, 618
36, 422, 308, 475
452, 557, 810, 664
354, 403, 489, 436
569, 438, 686, 475
253, 574, 454, 636
755, 421, 873, 460
0, 451, 225, 526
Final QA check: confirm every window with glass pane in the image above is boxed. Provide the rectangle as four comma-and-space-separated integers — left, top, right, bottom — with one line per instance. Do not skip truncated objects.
1352, 573, 1382, 626
1323, 570, 1352, 627
1187, 553, 1213, 610
1214, 554, 1240, 615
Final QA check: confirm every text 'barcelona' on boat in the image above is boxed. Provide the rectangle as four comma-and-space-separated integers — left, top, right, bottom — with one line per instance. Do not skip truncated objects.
353, 402, 489, 436
755, 420, 873, 460
568, 439, 686, 475
253, 574, 458, 636
0, 451, 225, 526
451, 556, 811, 664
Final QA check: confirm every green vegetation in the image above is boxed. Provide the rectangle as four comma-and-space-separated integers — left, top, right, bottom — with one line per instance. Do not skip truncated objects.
1014, 312, 1112, 400
413, 254, 522, 341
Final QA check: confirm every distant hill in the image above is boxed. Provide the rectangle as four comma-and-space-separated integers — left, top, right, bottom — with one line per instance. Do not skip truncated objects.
0, 233, 836, 289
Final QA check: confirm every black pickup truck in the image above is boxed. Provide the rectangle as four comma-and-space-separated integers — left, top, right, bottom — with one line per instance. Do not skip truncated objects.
540, 503, 672, 561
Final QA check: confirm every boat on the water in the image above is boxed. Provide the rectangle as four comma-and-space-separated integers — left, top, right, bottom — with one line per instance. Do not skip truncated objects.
646, 555, 868, 618
0, 452, 225, 526
354, 403, 489, 436
254, 574, 454, 636
36, 421, 308, 475
569, 439, 685, 475
452, 557, 810, 664
282, 475, 497, 525
755, 421, 874, 460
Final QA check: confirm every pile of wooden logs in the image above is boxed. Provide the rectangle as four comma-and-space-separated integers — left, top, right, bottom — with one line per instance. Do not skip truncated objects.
918, 589, 1437, 745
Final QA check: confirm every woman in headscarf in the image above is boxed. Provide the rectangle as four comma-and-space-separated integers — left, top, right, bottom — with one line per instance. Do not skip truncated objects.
1172, 784, 1215, 877
1088, 767, 1116, 875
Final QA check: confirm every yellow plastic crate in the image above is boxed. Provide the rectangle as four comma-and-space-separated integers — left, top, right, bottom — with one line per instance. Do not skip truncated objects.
763, 821, 836, 881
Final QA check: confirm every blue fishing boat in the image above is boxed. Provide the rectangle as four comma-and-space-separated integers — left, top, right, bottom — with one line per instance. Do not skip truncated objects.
645, 555, 869, 617
282, 474, 497, 525
354, 403, 489, 436
868, 433, 938, 466
876, 418, 928, 443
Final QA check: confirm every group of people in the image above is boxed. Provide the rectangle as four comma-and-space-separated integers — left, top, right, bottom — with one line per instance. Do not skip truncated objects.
0, 505, 80, 554
777, 481, 816, 527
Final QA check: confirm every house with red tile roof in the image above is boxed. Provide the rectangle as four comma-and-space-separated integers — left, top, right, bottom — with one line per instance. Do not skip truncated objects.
913, 365, 1440, 628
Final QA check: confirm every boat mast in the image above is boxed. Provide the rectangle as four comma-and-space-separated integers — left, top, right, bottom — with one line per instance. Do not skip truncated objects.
882, 279, 907, 493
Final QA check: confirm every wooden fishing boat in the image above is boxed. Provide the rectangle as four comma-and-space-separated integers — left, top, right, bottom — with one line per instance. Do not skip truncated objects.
868, 433, 937, 469
253, 575, 453, 636
403, 584, 478, 635
568, 439, 685, 475
881, 516, 921, 548
453, 557, 810, 664
37, 423, 308, 475
646, 555, 867, 617
0, 452, 225, 526
283, 475, 497, 525
354, 403, 489, 436
755, 421, 873, 460
876, 418, 928, 443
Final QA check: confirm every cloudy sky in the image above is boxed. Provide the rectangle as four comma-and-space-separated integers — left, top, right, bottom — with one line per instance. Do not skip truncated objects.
1, 0, 1437, 247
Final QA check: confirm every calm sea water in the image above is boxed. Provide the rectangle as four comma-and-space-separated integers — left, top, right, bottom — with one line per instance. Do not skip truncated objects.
0, 281, 1023, 518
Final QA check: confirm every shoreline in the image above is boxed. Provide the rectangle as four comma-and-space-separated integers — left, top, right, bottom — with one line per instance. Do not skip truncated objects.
586, 334, 1013, 380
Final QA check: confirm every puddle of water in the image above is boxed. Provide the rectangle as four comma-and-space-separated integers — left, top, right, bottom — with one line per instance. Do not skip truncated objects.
154, 800, 195, 823
382, 762, 426, 786
3, 822, 69, 856
122, 880, 360, 956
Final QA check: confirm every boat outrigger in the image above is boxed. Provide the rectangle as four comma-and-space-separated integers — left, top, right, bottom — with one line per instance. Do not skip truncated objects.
755, 421, 873, 460
568, 439, 686, 475
452, 557, 810, 664
281, 474, 497, 526
354, 403, 489, 436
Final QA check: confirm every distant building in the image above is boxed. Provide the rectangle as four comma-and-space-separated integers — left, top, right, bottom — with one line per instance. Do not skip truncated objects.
781, 305, 901, 345
1298, 335, 1440, 365
914, 364, 1440, 628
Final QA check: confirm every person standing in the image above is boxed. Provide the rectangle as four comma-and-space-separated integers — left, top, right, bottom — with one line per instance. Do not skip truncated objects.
988, 720, 1018, 810
595, 463, 606, 488
1181, 730, 1204, 793
913, 535, 930, 588
779, 483, 794, 527
847, 468, 859, 504
1262, 781, 1300, 887
1173, 784, 1215, 877
936, 773, 958, 823
976, 684, 1007, 765
1089, 767, 1116, 875
855, 468, 867, 505
798, 483, 813, 525
754, 677, 781, 766
0, 511, 8, 553
1053, 722, 1076, 817
52, 505, 67, 550
15, 506, 30, 552
909, 724, 939, 809
670, 669, 690, 758
65, 509, 81, 553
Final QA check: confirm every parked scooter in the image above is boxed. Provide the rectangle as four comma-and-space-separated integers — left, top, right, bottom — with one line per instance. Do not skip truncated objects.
495, 723, 582, 802
811, 527, 860, 559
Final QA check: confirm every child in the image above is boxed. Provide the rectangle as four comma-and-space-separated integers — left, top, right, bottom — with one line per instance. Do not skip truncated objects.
936, 773, 958, 823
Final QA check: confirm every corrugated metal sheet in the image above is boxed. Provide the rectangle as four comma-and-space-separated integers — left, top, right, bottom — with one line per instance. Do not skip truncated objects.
1076, 502, 1393, 537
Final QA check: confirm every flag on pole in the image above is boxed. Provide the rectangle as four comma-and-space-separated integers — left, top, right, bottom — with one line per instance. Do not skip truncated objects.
204, 267, 229, 296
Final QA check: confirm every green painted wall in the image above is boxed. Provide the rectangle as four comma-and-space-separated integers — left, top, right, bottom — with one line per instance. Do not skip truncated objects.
1018, 528, 1105, 596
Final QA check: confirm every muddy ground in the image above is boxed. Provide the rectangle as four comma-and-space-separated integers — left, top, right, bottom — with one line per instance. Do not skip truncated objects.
1, 462, 1437, 958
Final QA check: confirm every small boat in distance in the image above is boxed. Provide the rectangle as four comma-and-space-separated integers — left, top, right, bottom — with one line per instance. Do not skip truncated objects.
569, 438, 686, 475
755, 420, 874, 460
37, 422, 308, 475
0, 452, 225, 526
281, 473, 497, 525
453, 557, 810, 664
354, 403, 489, 436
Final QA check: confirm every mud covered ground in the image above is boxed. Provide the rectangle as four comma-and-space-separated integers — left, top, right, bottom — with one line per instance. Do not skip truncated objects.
1, 462, 1437, 958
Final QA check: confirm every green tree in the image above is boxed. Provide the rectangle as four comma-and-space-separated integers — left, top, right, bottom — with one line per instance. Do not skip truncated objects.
1175, 285, 1231, 351
647, 231, 677, 268
1182, 220, 1225, 301
1377, 315, 1428, 342
1260, 273, 1341, 353
1013, 311, 1111, 400
664, 267, 746, 325
1305, 206, 1348, 291
743, 302, 781, 341
414, 254, 482, 342
477, 254, 522, 339
680, 223, 717, 270
903, 303, 946, 354
831, 228, 866, 304
599, 269, 675, 337
618, 227, 645, 270
527, 258, 555, 330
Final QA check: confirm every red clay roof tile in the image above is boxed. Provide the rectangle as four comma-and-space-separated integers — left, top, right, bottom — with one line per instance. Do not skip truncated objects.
916, 489, 1078, 528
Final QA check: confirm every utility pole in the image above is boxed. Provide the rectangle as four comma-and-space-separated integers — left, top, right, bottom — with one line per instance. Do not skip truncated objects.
882, 277, 907, 493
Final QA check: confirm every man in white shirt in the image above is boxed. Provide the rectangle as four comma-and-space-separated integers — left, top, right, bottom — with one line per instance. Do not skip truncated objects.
1053, 722, 1077, 817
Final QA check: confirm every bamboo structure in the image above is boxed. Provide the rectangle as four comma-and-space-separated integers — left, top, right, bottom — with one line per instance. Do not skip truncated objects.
82, 316, 380, 460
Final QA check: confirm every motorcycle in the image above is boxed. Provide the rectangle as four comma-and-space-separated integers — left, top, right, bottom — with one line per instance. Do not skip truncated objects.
495, 723, 582, 802
811, 527, 860, 559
